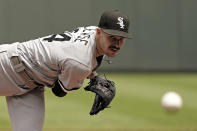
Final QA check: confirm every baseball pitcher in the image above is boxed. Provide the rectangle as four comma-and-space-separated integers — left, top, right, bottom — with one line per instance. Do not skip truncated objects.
0, 10, 131, 131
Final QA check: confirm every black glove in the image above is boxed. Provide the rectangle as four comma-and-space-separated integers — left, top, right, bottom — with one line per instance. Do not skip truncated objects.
52, 80, 67, 97
84, 75, 116, 115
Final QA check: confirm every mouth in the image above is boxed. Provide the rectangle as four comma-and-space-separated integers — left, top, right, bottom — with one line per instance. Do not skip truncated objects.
109, 46, 120, 53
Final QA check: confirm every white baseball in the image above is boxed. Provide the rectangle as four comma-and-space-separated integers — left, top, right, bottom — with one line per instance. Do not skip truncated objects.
161, 91, 182, 112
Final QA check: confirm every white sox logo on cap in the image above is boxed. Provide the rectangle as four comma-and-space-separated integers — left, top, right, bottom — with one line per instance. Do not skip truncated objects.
117, 17, 125, 29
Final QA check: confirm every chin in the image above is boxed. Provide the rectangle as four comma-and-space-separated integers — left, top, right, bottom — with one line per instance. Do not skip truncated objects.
105, 50, 118, 57
106, 53, 117, 57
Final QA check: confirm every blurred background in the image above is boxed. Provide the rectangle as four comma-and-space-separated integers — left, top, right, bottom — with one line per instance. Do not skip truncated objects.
0, 0, 197, 131
0, 0, 197, 72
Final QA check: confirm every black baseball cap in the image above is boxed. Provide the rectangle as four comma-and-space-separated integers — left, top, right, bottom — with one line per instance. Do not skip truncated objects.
98, 10, 132, 39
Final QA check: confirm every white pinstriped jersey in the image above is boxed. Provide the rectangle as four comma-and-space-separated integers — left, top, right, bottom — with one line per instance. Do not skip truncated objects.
15, 26, 100, 92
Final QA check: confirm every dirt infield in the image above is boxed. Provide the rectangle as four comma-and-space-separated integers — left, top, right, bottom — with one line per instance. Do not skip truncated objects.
1, 129, 197, 131
44, 130, 197, 131
0, 129, 166, 131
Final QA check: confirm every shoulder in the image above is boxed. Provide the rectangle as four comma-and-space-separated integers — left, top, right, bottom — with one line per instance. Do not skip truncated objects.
66, 26, 97, 68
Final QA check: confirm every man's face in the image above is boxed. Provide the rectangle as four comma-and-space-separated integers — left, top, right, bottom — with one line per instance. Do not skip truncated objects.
97, 29, 126, 57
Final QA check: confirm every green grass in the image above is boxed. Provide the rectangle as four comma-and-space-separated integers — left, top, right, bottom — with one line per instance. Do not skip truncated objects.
0, 73, 197, 130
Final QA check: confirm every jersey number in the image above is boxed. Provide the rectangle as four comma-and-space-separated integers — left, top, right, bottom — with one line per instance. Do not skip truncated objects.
43, 34, 71, 42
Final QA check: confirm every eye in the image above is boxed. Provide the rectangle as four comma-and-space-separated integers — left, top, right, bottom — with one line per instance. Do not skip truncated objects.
112, 37, 117, 42
109, 36, 118, 42
119, 38, 124, 42
108, 35, 125, 44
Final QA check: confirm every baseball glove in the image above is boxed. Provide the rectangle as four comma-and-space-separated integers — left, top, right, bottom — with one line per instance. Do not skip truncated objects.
84, 75, 116, 115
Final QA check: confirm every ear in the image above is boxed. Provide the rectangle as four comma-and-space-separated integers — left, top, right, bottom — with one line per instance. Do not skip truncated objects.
96, 28, 101, 35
